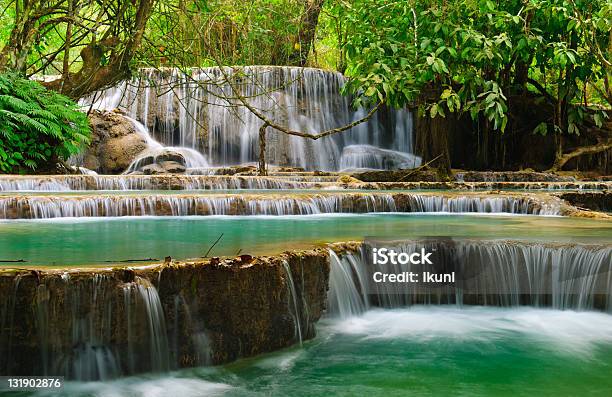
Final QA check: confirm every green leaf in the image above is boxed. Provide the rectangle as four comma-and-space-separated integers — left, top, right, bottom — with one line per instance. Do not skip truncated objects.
430, 104, 439, 118
594, 112, 605, 128
533, 122, 548, 136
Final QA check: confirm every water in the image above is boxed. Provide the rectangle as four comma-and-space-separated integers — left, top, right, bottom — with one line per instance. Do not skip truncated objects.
339, 144, 421, 170
0, 191, 562, 218
0, 214, 609, 266
123, 278, 171, 374
29, 307, 612, 396
81, 67, 421, 171
0, 175, 608, 192
0, 175, 321, 191
327, 242, 612, 315
123, 117, 210, 173
282, 260, 303, 345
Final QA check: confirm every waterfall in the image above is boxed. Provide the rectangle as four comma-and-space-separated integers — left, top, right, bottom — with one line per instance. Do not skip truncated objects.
327, 240, 612, 317
282, 260, 303, 345
67, 275, 120, 381
0, 275, 22, 374
0, 193, 560, 218
30, 275, 122, 380
339, 145, 421, 171
6, 274, 173, 379
0, 175, 608, 192
82, 67, 421, 171
0, 253, 324, 380
123, 117, 210, 173
327, 250, 369, 318
0, 175, 321, 191
123, 277, 170, 374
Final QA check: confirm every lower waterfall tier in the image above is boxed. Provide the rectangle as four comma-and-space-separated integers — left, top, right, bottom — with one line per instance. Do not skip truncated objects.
1, 240, 611, 381
328, 240, 612, 317
0, 250, 330, 378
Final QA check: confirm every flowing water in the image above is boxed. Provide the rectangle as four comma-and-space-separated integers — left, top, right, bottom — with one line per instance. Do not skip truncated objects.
26, 307, 612, 397
327, 242, 612, 314
0, 191, 562, 218
82, 67, 421, 171
2, 65, 609, 394
0, 175, 608, 192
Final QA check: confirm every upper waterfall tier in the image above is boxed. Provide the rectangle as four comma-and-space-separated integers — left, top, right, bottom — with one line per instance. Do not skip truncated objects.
1, 175, 609, 192
81, 67, 421, 171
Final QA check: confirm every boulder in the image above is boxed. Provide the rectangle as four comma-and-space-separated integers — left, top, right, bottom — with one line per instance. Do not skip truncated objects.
141, 164, 167, 175
159, 161, 186, 174
82, 111, 148, 174
126, 149, 189, 174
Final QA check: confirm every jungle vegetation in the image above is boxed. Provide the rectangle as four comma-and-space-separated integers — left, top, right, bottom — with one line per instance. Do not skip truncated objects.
0, 0, 610, 173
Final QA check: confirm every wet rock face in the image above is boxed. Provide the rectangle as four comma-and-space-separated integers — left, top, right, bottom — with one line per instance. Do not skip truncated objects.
83, 111, 148, 174
0, 250, 330, 378
558, 191, 612, 213
455, 171, 576, 183
128, 150, 188, 175
353, 168, 441, 182
353, 169, 577, 183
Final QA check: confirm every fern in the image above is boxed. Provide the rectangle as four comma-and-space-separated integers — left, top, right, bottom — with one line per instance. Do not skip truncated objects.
0, 73, 91, 173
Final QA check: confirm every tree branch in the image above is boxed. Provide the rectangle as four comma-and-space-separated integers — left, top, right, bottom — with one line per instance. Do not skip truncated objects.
527, 78, 555, 104
549, 139, 612, 171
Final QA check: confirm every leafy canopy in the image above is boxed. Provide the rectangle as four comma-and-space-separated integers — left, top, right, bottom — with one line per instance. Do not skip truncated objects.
339, 0, 611, 133
0, 74, 90, 173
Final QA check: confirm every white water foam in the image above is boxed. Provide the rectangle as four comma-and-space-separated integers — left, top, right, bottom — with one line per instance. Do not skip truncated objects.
325, 306, 612, 357
35, 376, 233, 397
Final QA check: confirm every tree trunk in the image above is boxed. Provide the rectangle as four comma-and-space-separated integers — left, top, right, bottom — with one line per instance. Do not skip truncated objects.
286, 0, 324, 67
258, 123, 269, 176
46, 0, 155, 99
0, 0, 156, 100
415, 111, 452, 176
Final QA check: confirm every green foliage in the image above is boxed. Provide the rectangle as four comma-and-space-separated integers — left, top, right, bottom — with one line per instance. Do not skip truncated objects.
145, 0, 305, 67
336, 0, 611, 134
0, 74, 90, 173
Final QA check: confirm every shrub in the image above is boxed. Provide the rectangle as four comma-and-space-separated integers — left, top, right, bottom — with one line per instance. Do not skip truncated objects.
0, 73, 90, 173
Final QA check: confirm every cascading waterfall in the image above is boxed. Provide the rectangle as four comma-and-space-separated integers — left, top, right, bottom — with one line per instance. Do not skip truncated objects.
339, 145, 421, 170
0, 193, 560, 218
123, 277, 170, 374
82, 67, 421, 171
122, 117, 210, 173
0, 253, 321, 380
327, 250, 369, 318
0, 175, 319, 191
61, 274, 120, 381
32, 275, 121, 380
282, 260, 303, 345
327, 241, 612, 317
1, 175, 608, 192
1, 274, 175, 379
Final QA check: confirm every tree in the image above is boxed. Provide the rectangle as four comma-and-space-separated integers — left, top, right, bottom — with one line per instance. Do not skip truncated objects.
0, 0, 156, 99
335, 0, 611, 170
286, 0, 325, 66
